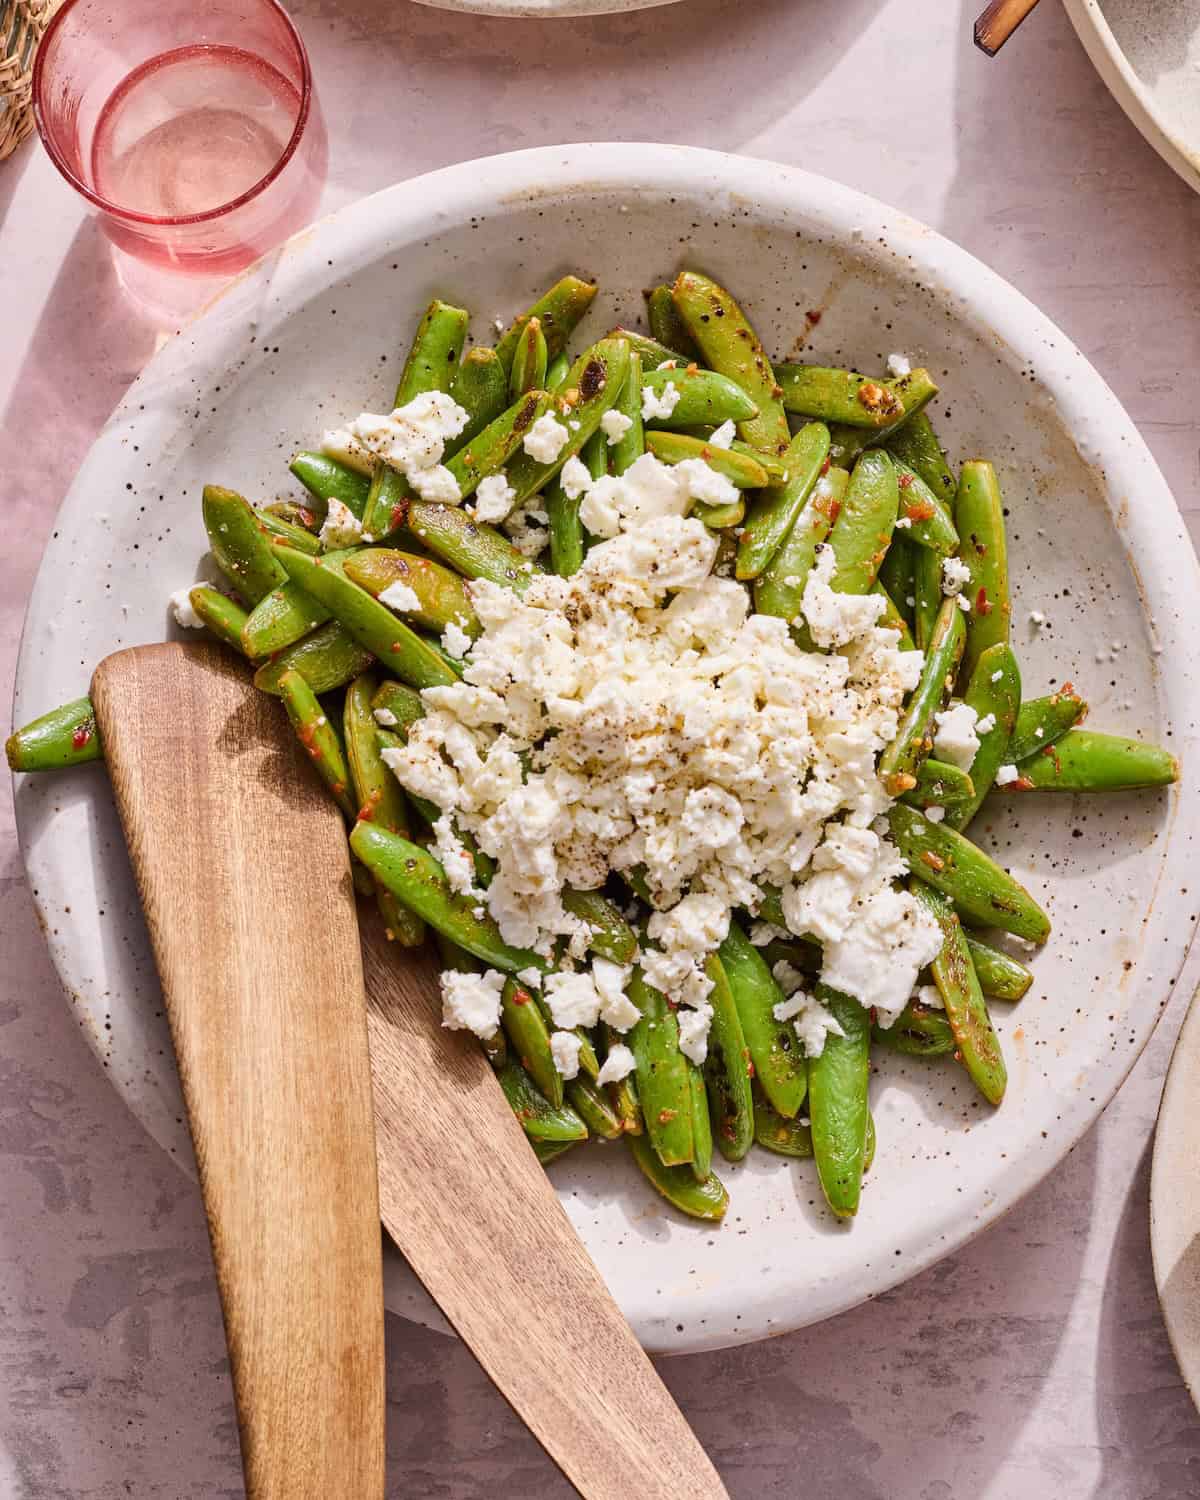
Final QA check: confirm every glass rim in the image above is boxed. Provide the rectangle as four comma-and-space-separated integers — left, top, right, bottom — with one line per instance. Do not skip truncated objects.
32, 0, 315, 228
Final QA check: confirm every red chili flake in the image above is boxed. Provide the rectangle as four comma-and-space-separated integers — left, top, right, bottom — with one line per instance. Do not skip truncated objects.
819, 456, 831, 476
1014, 775, 1036, 791
975, 587, 993, 616
746, 1061, 756, 1078
512, 988, 531, 1006
904, 500, 935, 522
72, 724, 93, 750
806, 309, 823, 325
921, 850, 946, 872
389, 501, 408, 530
898, 473, 914, 490
828, 499, 842, 524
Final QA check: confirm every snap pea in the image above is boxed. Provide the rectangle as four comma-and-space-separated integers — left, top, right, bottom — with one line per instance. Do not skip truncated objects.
628, 1133, 728, 1222
894, 460, 959, 556
402, 789, 496, 887
253, 621, 375, 697
878, 534, 916, 631
640, 366, 759, 428
886, 410, 957, 505
241, 579, 332, 657
437, 935, 507, 1066
508, 316, 548, 400
495, 1061, 587, 1145
6, 696, 101, 772
702, 954, 754, 1163
404, 501, 539, 594
872, 581, 917, 648
255, 508, 322, 554
444, 389, 554, 507
272, 544, 458, 691
807, 987, 870, 1218
545, 428, 603, 578
825, 449, 899, 594
1006, 730, 1178, 792
873, 1002, 956, 1057
569, 1075, 624, 1141
643, 430, 770, 489
187, 586, 252, 657
829, 369, 939, 469
912, 545, 943, 651
775, 365, 907, 429
350, 823, 551, 974
202, 484, 287, 604
447, 347, 509, 454
954, 461, 1011, 682
735, 422, 830, 581
289, 452, 370, 519
753, 1094, 813, 1157
277, 669, 356, 819
718, 919, 807, 1118
646, 283, 701, 361
900, 757, 976, 812
502, 977, 563, 1107
370, 679, 425, 737
343, 549, 479, 637
965, 934, 1034, 1001
533, 1139, 581, 1165
1008, 688, 1087, 763
264, 500, 321, 534
495, 275, 598, 372
545, 351, 570, 392
887, 803, 1051, 943
606, 327, 680, 370
560, 887, 639, 964
671, 270, 791, 456
360, 464, 409, 544
609, 350, 645, 478
688, 1064, 713, 1181
947, 643, 1021, 830
752, 465, 845, 622
600, 1024, 643, 1134
912, 882, 1006, 1105
877, 597, 966, 797
864, 1112, 877, 1173
626, 967, 695, 1168
394, 299, 469, 408
692, 496, 745, 530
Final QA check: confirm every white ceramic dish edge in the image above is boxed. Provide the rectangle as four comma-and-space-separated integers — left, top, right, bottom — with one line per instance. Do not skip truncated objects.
413, 0, 679, 17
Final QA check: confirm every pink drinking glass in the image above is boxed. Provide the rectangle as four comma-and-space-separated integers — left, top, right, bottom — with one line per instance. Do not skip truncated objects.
33, 0, 326, 277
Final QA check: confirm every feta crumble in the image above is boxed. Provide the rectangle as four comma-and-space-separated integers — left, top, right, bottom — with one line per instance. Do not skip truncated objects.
596, 1043, 636, 1086
440, 968, 503, 1039
933, 702, 981, 771
378, 579, 422, 614
474, 473, 517, 524
975, 712, 997, 736
995, 763, 1020, 786
522, 413, 571, 464
600, 408, 634, 445
924, 805, 946, 823
319, 497, 364, 550
324, 391, 469, 490
550, 1030, 583, 1080
442, 617, 473, 660
941, 556, 972, 596
641, 381, 681, 421
374, 707, 398, 728
886, 353, 912, 379
708, 420, 736, 449
169, 587, 204, 629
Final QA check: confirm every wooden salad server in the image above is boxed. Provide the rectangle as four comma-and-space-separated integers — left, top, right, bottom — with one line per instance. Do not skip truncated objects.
94, 643, 728, 1499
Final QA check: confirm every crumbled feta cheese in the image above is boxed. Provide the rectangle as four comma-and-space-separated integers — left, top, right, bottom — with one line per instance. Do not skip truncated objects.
956, 594, 971, 614
995, 763, 1020, 786
802, 544, 887, 648
503, 501, 550, 558
329, 393, 469, 493
887, 353, 912, 379
914, 982, 944, 1011
432, 815, 479, 898
677, 1003, 715, 1066
991, 669, 1003, 683
596, 1043, 636, 1086
544, 971, 603, 1030
441, 617, 473, 660
924, 805, 946, 823
592, 958, 640, 1031
655, 359, 679, 371
409, 464, 462, 505
975, 712, 997, 736
641, 381, 681, 421
1035, 726, 1044, 739
522, 414, 571, 463
319, 496, 364, 550
942, 556, 972, 596
791, 992, 847, 1058
550, 1030, 583, 1079
378, 579, 421, 614
895, 516, 913, 529
559, 455, 592, 500
440, 968, 503, 1038
169, 587, 204, 629
708, 419, 736, 449
474, 473, 517, 524
933, 702, 981, 771
374, 707, 398, 727
1029, 610, 1046, 627
600, 408, 634, 445
516, 966, 543, 990
750, 921, 791, 946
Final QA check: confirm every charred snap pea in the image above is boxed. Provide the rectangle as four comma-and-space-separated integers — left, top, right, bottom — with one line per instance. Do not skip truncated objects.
735, 422, 831, 581
609, 350, 645, 479
606, 326, 681, 370
775, 365, 907, 428
718, 919, 807, 1119
912, 544, 944, 652
289, 452, 371, 519
753, 465, 845, 623
447, 346, 509, 453
394, 299, 469, 408
508, 317, 549, 400
600, 1024, 643, 1135
628, 1133, 729, 1222
893, 460, 959, 555
640, 365, 759, 427
873, 1002, 956, 1057
753, 1094, 813, 1157
495, 275, 598, 373
404, 501, 539, 594
900, 757, 976, 812
643, 430, 770, 489
825, 449, 899, 594
343, 549, 480, 637
569, 1075, 625, 1141
360, 464, 409, 545
202, 484, 288, 604
1008, 687, 1087, 763
646, 284, 701, 362
965, 934, 1034, 1001
877, 596, 966, 796
688, 1063, 714, 1181
702, 954, 754, 1164
7, 696, 101, 772
187, 586, 252, 657
878, 533, 915, 631
1005, 730, 1178, 792
277, 669, 357, 820
545, 428, 604, 578
560, 887, 639, 964
807, 987, 871, 1218
253, 621, 375, 697
495, 1061, 587, 1145
264, 499, 321, 534
947, 643, 1021, 830
626, 967, 696, 1168
886, 410, 957, 505
502, 977, 563, 1107
255, 507, 323, 554
370, 679, 425, 737
954, 460, 1011, 681
828, 368, 939, 470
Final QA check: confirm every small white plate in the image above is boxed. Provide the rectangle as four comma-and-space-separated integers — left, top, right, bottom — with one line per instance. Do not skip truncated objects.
1064, 0, 1200, 196
1151, 984, 1200, 1414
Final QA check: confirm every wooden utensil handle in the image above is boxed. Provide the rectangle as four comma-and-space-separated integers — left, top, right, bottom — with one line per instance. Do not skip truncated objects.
975, 0, 1042, 55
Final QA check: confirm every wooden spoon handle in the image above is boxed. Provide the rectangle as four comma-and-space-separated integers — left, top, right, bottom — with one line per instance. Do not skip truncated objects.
974, 0, 1042, 55
92, 644, 385, 1500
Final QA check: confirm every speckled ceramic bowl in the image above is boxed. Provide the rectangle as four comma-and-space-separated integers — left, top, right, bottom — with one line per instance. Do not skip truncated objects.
13, 144, 1200, 1354
413, 0, 677, 15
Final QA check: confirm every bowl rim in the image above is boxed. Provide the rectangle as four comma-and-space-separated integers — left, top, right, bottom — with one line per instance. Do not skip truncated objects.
15, 142, 1200, 1352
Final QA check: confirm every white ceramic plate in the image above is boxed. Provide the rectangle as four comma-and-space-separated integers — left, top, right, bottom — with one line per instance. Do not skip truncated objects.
1151, 984, 1200, 1414
1064, 0, 1200, 196
14, 144, 1200, 1355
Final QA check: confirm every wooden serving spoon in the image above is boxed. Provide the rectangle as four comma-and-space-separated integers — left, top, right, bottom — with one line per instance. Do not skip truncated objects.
974, 0, 1042, 55
94, 643, 727, 1500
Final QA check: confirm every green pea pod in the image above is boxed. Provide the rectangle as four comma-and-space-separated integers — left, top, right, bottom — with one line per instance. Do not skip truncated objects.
253, 621, 375, 697
609, 350, 645, 478
688, 1064, 713, 1181
954, 461, 1011, 682
447, 347, 509, 453
394, 299, 469, 408
277, 669, 356, 819
606, 327, 681, 370
495, 1061, 587, 1144
360, 464, 409, 544
894, 460, 959, 555
693, 497, 745, 530
569, 1076, 624, 1141
886, 804, 1051, 943
718, 919, 807, 1119
829, 369, 939, 470
702, 954, 754, 1163
965, 934, 1033, 1001
351, 823, 551, 974
254, 508, 322, 554
1008, 688, 1087, 763
947, 643, 1021, 831
560, 887, 638, 964
872, 581, 917, 649
502, 977, 563, 1107
1006, 730, 1178, 792
438, 936, 507, 1067
444, 390, 554, 507
263, 500, 321, 534
826, 449, 899, 594
508, 316, 549, 399
642, 430, 769, 489
735, 422, 830, 581
671, 270, 790, 456
628, 1133, 728, 1222
878, 534, 916, 631
640, 366, 759, 428
343, 549, 479, 637
503, 340, 631, 505
202, 484, 288, 604
899, 757, 976, 812
753, 466, 844, 622
545, 351, 570, 392
545, 428, 604, 578
495, 275, 598, 372
646, 284, 701, 361
753, 1095, 813, 1157
912, 882, 1007, 1105
807, 987, 870, 1218
864, 1112, 877, 1173
877, 597, 966, 796
242, 579, 332, 657
187, 586, 252, 656
600, 1024, 643, 1135
288, 452, 370, 520
272, 544, 458, 691
6, 696, 101, 772
774, 365, 907, 428
626, 967, 695, 1168
886, 410, 957, 506
404, 501, 539, 594
758, 936, 822, 976
370, 679, 425, 737
873, 1003, 956, 1057
912, 544, 944, 651
533, 1139, 581, 1165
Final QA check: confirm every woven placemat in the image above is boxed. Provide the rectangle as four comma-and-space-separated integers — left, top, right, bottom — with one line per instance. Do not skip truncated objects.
1, 0, 61, 162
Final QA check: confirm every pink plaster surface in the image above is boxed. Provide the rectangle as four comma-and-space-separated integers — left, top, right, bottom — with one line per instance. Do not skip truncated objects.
2, 1, 1199, 1495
